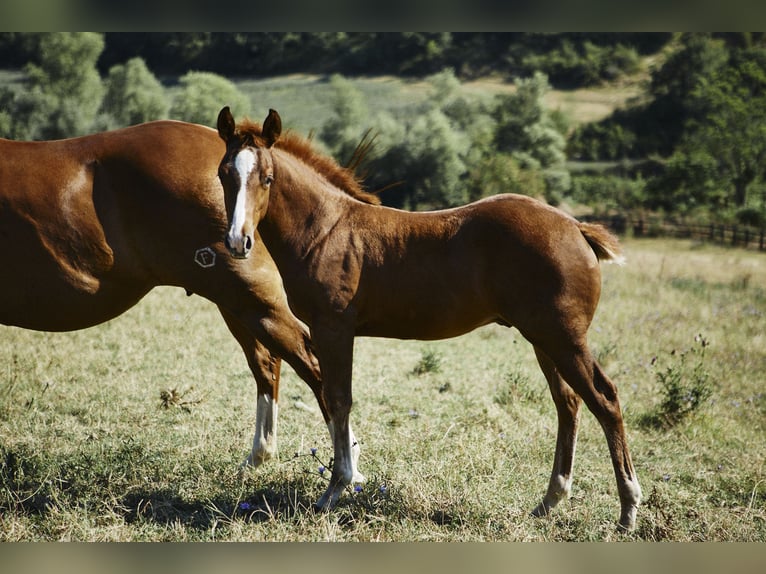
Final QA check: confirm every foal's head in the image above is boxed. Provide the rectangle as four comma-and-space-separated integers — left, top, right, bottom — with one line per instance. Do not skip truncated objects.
216, 106, 281, 259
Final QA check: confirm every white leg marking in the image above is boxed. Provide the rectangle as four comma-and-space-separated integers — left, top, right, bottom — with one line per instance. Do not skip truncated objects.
327, 421, 365, 483
316, 419, 355, 510
532, 473, 573, 517
618, 476, 642, 531
242, 394, 278, 468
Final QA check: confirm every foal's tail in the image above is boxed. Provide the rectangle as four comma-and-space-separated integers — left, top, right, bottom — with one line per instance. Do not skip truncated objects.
578, 222, 626, 265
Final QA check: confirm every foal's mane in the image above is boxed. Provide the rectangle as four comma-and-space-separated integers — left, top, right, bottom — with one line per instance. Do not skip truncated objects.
235, 119, 381, 205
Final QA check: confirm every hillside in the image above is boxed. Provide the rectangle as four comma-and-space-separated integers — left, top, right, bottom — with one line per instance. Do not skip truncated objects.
231, 72, 648, 138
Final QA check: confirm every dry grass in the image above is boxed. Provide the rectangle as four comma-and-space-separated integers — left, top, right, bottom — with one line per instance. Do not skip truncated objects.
1, 238, 764, 540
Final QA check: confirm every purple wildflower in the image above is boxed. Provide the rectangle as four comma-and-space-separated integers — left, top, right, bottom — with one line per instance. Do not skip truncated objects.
354, 485, 362, 493
239, 502, 252, 511
311, 448, 317, 456
318, 465, 325, 475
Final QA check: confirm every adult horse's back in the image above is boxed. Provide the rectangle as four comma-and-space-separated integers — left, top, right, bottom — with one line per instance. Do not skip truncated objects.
0, 120, 357, 472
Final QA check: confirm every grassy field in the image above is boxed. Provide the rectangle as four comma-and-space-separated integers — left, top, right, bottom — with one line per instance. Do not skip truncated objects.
1, 237, 764, 541
233, 73, 643, 136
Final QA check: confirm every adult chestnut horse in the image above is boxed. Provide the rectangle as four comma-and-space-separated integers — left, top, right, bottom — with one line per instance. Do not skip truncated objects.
0, 119, 363, 478
216, 106, 642, 530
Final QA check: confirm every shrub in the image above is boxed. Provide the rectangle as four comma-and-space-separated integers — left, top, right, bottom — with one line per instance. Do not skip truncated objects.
640, 334, 715, 429
569, 173, 646, 214
411, 349, 442, 375
170, 71, 250, 127
101, 57, 169, 126
494, 370, 542, 407
736, 207, 765, 227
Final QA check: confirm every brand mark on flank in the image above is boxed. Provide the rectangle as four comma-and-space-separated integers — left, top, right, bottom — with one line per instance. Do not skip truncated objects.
194, 247, 217, 268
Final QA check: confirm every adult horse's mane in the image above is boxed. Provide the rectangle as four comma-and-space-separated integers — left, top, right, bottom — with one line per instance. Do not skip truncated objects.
234, 119, 381, 206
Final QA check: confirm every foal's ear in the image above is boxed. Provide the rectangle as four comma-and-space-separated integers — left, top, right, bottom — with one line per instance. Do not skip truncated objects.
217, 106, 236, 142
262, 109, 282, 148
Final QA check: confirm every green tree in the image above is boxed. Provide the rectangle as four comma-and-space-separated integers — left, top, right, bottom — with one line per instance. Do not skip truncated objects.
0, 33, 106, 140
649, 46, 766, 212
319, 74, 369, 164
405, 108, 468, 208
493, 72, 570, 203
570, 173, 647, 215
465, 154, 546, 203
428, 69, 496, 198
568, 34, 730, 161
646, 149, 722, 213
0, 83, 53, 140
337, 106, 469, 210
101, 57, 169, 127
683, 48, 766, 207
169, 71, 250, 127
25, 33, 106, 139
320, 71, 474, 210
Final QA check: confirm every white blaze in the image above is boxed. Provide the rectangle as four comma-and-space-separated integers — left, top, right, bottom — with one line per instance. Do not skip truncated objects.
227, 149, 256, 252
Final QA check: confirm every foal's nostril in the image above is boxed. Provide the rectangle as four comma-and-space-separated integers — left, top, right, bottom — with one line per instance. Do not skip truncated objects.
245, 235, 253, 251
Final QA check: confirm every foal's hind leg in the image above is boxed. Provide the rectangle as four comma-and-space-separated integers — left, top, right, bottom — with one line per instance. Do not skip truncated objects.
531, 346, 582, 519
543, 343, 642, 531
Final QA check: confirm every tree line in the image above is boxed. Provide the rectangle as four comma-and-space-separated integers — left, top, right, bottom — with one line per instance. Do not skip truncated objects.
0, 32, 667, 84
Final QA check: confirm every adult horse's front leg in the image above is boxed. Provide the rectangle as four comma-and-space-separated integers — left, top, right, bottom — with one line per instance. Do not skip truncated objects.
219, 307, 283, 467
312, 322, 356, 511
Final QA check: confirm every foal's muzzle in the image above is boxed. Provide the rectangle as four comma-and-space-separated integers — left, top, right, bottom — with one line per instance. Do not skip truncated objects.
224, 233, 253, 259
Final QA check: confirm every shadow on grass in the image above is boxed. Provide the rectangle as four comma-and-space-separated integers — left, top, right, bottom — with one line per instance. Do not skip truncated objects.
119, 471, 418, 533
4, 440, 526, 536
120, 479, 321, 530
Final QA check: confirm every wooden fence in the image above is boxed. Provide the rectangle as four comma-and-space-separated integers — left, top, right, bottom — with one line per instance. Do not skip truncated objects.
581, 215, 766, 252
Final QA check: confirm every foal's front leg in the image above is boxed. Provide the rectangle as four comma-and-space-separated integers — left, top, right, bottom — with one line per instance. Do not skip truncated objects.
312, 323, 356, 511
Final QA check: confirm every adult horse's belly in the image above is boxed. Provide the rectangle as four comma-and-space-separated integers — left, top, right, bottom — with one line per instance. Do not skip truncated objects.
0, 269, 150, 332
0, 212, 147, 332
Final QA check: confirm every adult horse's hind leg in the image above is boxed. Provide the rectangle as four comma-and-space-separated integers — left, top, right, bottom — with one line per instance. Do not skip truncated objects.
543, 342, 642, 531
531, 346, 582, 519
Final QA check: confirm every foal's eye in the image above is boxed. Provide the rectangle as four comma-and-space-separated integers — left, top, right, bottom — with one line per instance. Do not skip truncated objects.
264, 174, 274, 185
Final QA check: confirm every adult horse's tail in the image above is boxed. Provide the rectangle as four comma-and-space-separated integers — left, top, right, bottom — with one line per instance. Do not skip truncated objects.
578, 222, 626, 265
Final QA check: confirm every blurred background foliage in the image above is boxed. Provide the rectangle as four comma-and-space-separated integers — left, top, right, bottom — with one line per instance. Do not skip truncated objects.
1, 32, 766, 225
